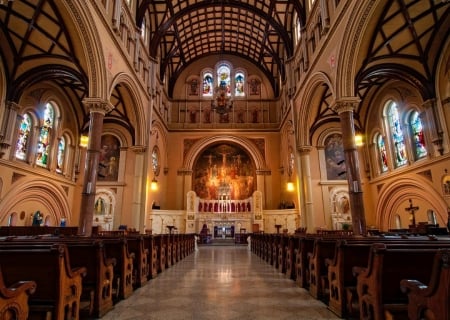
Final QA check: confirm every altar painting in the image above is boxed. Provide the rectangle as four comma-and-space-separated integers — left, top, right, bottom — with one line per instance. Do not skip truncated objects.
193, 144, 256, 200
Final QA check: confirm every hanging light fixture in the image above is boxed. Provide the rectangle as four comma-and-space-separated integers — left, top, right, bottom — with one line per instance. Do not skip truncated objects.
150, 176, 158, 191
211, 80, 233, 114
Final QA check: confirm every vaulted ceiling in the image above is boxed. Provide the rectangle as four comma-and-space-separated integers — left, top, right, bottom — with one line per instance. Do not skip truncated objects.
137, 0, 304, 97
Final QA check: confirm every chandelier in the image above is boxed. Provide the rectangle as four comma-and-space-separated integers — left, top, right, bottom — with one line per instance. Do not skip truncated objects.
211, 84, 233, 114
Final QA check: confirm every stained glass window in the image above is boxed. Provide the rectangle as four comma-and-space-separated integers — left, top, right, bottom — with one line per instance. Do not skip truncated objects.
410, 111, 427, 160
56, 136, 66, 174
217, 65, 231, 95
377, 134, 388, 173
15, 113, 32, 160
235, 72, 245, 96
202, 72, 213, 97
36, 102, 54, 167
388, 102, 407, 167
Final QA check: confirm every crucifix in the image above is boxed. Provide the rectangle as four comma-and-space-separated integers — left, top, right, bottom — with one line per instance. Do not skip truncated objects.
405, 199, 419, 228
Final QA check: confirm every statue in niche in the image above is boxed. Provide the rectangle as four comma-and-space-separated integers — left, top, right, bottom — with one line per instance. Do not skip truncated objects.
32, 211, 43, 226
95, 197, 106, 215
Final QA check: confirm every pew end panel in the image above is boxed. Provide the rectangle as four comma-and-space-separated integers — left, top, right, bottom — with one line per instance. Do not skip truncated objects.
400, 249, 450, 320
0, 267, 36, 320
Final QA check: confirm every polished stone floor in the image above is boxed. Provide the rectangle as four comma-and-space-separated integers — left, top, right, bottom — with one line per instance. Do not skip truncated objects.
101, 245, 340, 320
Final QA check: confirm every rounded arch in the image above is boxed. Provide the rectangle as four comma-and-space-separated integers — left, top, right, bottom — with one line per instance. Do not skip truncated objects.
182, 135, 267, 171
0, 177, 72, 226
336, 1, 377, 98
60, 1, 108, 99
297, 71, 335, 146
376, 177, 448, 230
109, 72, 147, 146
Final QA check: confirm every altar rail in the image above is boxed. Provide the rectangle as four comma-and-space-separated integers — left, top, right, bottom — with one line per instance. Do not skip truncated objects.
197, 199, 252, 213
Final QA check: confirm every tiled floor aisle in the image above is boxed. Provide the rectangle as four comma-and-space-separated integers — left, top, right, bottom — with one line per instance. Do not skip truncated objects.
101, 246, 340, 320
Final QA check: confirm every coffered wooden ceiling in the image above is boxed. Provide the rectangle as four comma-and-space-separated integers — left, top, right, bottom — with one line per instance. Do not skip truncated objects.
137, 0, 302, 97
0, 0, 448, 104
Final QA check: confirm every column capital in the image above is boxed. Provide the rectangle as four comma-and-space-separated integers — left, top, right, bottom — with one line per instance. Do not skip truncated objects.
297, 145, 312, 154
130, 145, 147, 154
332, 97, 360, 114
82, 98, 114, 115
5, 101, 21, 112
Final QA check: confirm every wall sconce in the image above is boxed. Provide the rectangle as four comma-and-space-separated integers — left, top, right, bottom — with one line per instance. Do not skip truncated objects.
150, 176, 158, 191
79, 134, 89, 148
286, 180, 295, 192
354, 134, 364, 147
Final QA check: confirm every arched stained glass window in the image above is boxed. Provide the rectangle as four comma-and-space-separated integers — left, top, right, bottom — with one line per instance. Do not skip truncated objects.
235, 72, 245, 96
36, 102, 54, 167
15, 113, 32, 160
217, 65, 231, 95
202, 72, 213, 97
388, 102, 407, 167
377, 134, 388, 173
410, 111, 427, 160
56, 136, 66, 174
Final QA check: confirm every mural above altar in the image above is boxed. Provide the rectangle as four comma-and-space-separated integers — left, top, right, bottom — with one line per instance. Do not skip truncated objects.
193, 143, 256, 201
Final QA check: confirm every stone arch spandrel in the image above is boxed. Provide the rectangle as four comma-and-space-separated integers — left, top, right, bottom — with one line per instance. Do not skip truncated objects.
182, 135, 268, 171
62, 1, 108, 99
109, 72, 148, 146
296, 71, 335, 146
336, 1, 377, 99
0, 177, 72, 226
376, 177, 448, 230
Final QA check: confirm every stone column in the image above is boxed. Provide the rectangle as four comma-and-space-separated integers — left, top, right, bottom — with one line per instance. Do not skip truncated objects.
319, 0, 330, 33
130, 145, 147, 233
0, 101, 21, 159
333, 98, 367, 235
78, 98, 113, 236
423, 99, 444, 156
297, 146, 314, 231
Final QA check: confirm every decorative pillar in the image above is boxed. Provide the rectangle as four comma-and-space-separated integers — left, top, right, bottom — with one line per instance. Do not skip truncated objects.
0, 101, 21, 159
332, 98, 367, 235
130, 145, 147, 233
297, 146, 314, 231
319, 0, 330, 33
301, 27, 309, 70
422, 99, 444, 156
78, 98, 114, 236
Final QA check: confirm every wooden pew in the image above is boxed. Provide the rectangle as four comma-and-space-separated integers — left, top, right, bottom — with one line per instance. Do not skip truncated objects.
285, 235, 299, 280
93, 237, 135, 301
308, 239, 336, 300
353, 243, 450, 320
154, 234, 166, 273
325, 240, 374, 318
121, 235, 149, 289
141, 234, 159, 279
0, 236, 117, 318
0, 267, 36, 320
400, 248, 450, 320
295, 236, 315, 288
0, 226, 79, 237
0, 244, 86, 320
277, 235, 289, 273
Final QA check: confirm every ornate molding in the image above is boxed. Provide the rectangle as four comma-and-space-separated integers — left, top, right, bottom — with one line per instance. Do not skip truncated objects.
297, 145, 313, 154
130, 145, 146, 154
83, 98, 114, 115
332, 97, 360, 114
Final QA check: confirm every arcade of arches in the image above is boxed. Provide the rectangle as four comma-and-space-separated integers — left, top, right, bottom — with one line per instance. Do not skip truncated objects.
0, 1, 449, 238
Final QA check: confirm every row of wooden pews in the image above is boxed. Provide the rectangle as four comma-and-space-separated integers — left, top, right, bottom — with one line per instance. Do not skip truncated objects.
251, 231, 450, 320
0, 227, 196, 319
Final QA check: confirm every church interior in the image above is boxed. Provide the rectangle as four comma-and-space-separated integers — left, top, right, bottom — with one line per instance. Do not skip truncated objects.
1, 0, 450, 319
0, 0, 449, 237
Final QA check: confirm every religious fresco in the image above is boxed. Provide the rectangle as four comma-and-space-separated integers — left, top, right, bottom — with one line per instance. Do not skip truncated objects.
193, 143, 256, 200
325, 134, 347, 180
98, 134, 120, 181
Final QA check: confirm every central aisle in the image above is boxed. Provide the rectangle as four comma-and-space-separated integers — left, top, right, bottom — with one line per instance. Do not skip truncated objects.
102, 246, 340, 320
